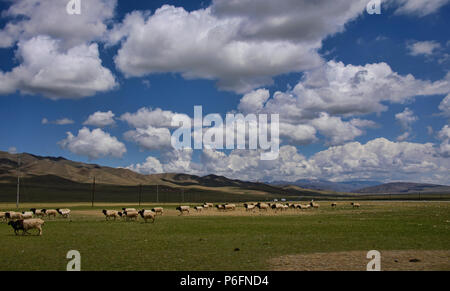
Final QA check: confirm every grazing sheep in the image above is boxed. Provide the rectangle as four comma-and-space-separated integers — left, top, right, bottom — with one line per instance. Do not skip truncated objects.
204, 203, 213, 208
176, 206, 190, 215
41, 209, 58, 219
351, 202, 361, 208
271, 203, 284, 212
102, 210, 119, 220
138, 209, 156, 223
331, 203, 337, 208
224, 204, 236, 211
5, 211, 23, 221
21, 211, 33, 219
215, 204, 225, 211
30, 208, 46, 218
123, 210, 139, 221
151, 207, 164, 216
194, 206, 203, 212
255, 202, 269, 211
202, 204, 210, 210
244, 203, 256, 211
56, 208, 71, 218
9, 219, 45, 236
117, 211, 125, 219
310, 201, 319, 208
122, 208, 136, 212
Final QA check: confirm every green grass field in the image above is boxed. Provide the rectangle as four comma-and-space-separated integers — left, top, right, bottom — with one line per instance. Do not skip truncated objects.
0, 202, 449, 271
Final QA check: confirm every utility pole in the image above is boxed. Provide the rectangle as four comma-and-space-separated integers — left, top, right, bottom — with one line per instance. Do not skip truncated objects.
91, 177, 96, 207
16, 154, 20, 209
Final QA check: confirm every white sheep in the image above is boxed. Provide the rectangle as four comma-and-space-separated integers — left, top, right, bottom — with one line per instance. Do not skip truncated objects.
42, 209, 58, 219
138, 210, 156, 223
102, 210, 119, 220
21, 211, 33, 219
255, 203, 269, 211
123, 210, 139, 221
176, 206, 190, 215
56, 208, 71, 218
351, 202, 361, 208
30, 208, 46, 218
194, 206, 203, 212
331, 203, 337, 208
224, 204, 236, 211
244, 203, 256, 211
122, 208, 136, 212
6, 211, 23, 221
151, 207, 164, 216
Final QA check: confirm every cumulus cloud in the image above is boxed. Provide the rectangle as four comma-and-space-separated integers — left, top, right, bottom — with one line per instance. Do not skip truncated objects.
0, 0, 117, 49
127, 138, 450, 184
124, 126, 172, 151
0, 36, 117, 99
239, 61, 450, 119
8, 147, 17, 154
109, 0, 372, 93
42, 117, 75, 125
437, 125, 450, 157
59, 127, 126, 160
120, 107, 189, 129
407, 40, 442, 56
395, 107, 418, 141
83, 111, 115, 127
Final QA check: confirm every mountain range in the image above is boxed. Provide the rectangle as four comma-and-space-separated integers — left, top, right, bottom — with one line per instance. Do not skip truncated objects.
1, 151, 449, 196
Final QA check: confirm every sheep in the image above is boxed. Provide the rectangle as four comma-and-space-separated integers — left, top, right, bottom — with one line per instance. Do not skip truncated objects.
204, 203, 213, 208
194, 206, 203, 212
176, 206, 190, 215
8, 219, 45, 236
123, 210, 139, 221
224, 204, 236, 211
331, 203, 337, 208
30, 208, 46, 218
310, 201, 319, 209
5, 211, 23, 221
271, 203, 285, 212
41, 209, 58, 219
282, 205, 289, 211
102, 210, 119, 220
122, 208, 136, 212
151, 207, 164, 216
255, 202, 269, 211
0, 211, 6, 221
138, 209, 156, 223
202, 204, 210, 210
56, 208, 71, 218
215, 204, 225, 211
244, 203, 256, 211
21, 211, 33, 219
351, 202, 361, 208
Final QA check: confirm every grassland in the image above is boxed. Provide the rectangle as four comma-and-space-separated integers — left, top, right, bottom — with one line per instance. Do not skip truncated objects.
0, 201, 449, 271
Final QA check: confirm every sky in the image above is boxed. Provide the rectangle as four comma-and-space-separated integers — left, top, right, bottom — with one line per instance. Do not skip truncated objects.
0, 0, 449, 184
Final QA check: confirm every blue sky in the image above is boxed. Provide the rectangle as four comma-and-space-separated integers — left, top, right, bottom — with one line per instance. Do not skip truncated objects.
0, 0, 449, 184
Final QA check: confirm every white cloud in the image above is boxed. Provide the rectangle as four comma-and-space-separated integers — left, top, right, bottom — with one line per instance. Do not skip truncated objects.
390, 0, 450, 17
395, 108, 417, 141
126, 156, 163, 174
127, 138, 450, 184
83, 111, 115, 127
120, 107, 189, 129
42, 117, 75, 125
437, 125, 450, 157
407, 40, 441, 56
109, 1, 371, 93
0, 36, 117, 99
0, 0, 117, 49
124, 126, 172, 151
439, 94, 450, 116
239, 61, 450, 119
8, 147, 17, 154
59, 127, 126, 160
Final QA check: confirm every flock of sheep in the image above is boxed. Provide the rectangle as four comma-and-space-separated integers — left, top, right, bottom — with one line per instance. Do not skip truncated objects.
0, 208, 71, 236
1, 201, 362, 236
